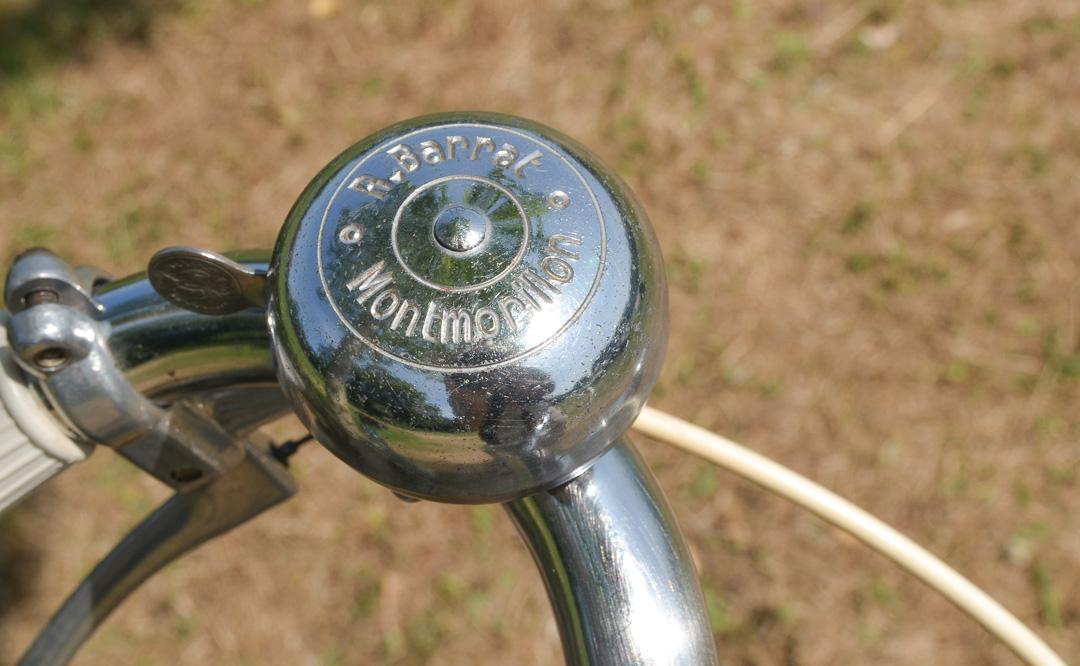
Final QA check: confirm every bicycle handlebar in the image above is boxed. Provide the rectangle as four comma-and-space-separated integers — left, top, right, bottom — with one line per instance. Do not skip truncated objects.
5, 111, 719, 664
9, 259, 717, 665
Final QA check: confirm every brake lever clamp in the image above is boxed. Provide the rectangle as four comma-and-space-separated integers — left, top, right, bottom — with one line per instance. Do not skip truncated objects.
3, 249, 250, 492
269, 112, 668, 503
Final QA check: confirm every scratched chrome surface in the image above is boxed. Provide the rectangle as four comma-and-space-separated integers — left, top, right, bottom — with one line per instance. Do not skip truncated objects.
269, 112, 668, 503
92, 256, 286, 435
508, 440, 719, 666
10, 215, 711, 665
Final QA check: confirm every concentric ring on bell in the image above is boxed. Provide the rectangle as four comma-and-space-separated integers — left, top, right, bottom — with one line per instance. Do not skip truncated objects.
391, 175, 530, 293
315, 122, 609, 372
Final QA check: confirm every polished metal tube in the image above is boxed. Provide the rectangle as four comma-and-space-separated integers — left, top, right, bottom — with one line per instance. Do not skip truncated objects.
95, 258, 277, 397
38, 265, 716, 665
18, 445, 295, 666
507, 440, 718, 666
93, 261, 287, 433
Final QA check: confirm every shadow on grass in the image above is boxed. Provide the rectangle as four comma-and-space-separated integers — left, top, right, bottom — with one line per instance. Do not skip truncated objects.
0, 0, 176, 82
0, 497, 46, 657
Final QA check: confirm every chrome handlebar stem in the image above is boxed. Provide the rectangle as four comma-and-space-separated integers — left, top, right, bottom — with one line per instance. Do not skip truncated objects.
509, 441, 716, 665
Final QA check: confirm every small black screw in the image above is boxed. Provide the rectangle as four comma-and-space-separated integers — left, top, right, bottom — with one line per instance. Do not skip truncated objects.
270, 434, 314, 466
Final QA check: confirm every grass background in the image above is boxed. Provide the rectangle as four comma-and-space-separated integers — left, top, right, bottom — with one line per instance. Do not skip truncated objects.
0, 0, 1077, 663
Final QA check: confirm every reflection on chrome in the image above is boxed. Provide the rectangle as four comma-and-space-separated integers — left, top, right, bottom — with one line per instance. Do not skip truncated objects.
508, 440, 718, 665
270, 113, 668, 504
8, 113, 710, 666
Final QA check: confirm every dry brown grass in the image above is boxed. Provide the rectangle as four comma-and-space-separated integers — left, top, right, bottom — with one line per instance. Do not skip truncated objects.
0, 0, 1077, 664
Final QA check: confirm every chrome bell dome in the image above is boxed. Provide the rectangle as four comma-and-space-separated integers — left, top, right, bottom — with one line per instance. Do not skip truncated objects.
268, 112, 667, 503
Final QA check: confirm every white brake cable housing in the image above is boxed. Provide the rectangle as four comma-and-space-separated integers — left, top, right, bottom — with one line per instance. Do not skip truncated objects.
0, 314, 91, 514
633, 405, 1067, 666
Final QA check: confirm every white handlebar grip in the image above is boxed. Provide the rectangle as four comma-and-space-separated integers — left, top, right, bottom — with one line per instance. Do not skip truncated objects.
0, 314, 91, 514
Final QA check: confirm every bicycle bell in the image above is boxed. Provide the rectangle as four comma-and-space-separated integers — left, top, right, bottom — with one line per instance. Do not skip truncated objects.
268, 112, 667, 503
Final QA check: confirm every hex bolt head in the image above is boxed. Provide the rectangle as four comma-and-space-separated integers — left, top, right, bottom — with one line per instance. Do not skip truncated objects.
31, 347, 69, 370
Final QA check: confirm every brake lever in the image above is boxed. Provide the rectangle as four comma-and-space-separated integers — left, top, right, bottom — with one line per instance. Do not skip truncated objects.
18, 440, 295, 666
